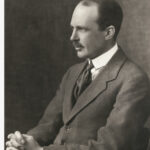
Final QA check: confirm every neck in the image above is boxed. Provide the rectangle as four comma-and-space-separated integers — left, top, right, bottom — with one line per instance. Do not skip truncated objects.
90, 40, 116, 59
103, 40, 116, 53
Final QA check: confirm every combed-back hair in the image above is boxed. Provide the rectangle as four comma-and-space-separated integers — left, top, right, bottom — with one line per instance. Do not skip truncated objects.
80, 0, 123, 40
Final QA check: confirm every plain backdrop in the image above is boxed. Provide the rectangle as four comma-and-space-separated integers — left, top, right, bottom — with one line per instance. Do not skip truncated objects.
5, 0, 150, 145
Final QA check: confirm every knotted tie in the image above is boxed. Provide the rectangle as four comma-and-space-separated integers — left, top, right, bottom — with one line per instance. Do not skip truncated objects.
72, 61, 93, 105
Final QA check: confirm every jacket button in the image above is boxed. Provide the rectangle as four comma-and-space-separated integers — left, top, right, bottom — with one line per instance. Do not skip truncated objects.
66, 126, 71, 132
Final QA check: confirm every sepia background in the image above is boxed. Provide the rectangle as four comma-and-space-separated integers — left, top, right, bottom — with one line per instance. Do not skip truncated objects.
5, 0, 150, 147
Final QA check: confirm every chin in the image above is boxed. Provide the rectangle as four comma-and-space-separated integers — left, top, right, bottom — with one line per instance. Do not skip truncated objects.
76, 52, 88, 59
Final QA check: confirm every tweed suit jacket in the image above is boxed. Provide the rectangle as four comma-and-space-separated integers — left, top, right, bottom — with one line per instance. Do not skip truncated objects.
28, 49, 150, 150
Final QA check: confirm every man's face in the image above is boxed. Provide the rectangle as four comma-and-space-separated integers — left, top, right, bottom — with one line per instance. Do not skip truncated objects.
70, 3, 106, 59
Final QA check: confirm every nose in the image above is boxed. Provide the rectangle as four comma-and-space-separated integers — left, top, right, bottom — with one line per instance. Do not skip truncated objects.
70, 29, 79, 41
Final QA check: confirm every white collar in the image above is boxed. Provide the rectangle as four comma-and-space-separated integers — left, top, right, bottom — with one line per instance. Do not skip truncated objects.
90, 43, 118, 70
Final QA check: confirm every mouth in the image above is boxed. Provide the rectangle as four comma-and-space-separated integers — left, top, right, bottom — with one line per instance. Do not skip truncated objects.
73, 42, 84, 51
75, 47, 83, 51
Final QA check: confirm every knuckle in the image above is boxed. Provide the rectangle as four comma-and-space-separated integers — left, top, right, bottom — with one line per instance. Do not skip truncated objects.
8, 133, 13, 139
5, 142, 9, 146
15, 131, 20, 135
10, 139, 17, 146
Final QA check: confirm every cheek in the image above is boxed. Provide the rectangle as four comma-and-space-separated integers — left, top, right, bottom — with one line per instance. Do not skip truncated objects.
80, 34, 93, 47
92, 34, 105, 48
80, 32, 104, 49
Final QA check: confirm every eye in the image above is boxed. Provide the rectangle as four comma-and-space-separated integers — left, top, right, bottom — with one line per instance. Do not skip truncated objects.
77, 27, 89, 32
70, 26, 74, 31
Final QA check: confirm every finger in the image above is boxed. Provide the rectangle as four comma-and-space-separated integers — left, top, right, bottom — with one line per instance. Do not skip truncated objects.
6, 147, 18, 150
6, 145, 25, 150
6, 141, 13, 147
8, 134, 15, 140
7, 134, 21, 147
14, 131, 25, 144
22, 134, 31, 138
22, 134, 34, 140
10, 139, 22, 148
22, 134, 36, 143
7, 133, 20, 145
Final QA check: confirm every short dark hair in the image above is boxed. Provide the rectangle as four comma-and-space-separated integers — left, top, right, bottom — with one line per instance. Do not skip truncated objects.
80, 0, 123, 40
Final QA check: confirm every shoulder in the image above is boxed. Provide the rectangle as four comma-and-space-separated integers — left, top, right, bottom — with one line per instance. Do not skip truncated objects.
116, 47, 148, 81
121, 58, 148, 82
117, 56, 150, 94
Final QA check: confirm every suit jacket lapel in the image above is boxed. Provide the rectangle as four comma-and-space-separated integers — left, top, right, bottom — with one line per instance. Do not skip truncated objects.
65, 49, 127, 124
63, 61, 87, 123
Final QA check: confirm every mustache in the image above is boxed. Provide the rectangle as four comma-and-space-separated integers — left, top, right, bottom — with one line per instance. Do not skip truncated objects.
72, 41, 84, 48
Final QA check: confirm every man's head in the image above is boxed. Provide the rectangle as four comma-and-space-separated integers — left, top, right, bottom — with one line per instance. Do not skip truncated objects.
70, 0, 123, 59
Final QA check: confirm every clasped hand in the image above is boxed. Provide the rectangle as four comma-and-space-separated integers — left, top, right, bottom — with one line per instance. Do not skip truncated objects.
6, 131, 43, 150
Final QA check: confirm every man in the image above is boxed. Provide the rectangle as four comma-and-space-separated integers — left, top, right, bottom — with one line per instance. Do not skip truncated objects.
6, 0, 150, 150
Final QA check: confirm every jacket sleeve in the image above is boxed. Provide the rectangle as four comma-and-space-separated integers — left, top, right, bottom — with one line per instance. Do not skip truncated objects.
27, 68, 71, 146
43, 69, 150, 150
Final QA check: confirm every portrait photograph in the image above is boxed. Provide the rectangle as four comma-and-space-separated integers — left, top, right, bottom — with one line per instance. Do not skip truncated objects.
5, 0, 150, 150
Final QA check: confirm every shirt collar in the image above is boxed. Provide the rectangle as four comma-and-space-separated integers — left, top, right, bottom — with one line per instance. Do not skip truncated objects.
90, 43, 118, 70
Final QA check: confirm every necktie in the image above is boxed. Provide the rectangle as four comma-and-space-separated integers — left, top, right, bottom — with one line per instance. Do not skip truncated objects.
72, 61, 93, 105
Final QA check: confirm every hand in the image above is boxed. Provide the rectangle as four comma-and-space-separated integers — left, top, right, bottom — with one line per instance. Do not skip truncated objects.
6, 147, 20, 150
6, 131, 25, 149
6, 131, 43, 150
21, 134, 43, 150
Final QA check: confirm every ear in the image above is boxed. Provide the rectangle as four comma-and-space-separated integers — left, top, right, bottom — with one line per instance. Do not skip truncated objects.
104, 25, 115, 40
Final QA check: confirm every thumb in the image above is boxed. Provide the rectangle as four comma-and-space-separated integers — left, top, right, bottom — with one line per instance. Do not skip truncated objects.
14, 131, 25, 144
22, 134, 34, 141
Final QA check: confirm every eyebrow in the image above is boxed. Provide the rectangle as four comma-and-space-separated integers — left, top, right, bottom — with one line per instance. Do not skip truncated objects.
70, 25, 89, 30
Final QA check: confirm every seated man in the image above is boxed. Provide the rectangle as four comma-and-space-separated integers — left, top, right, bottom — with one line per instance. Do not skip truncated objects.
6, 0, 150, 150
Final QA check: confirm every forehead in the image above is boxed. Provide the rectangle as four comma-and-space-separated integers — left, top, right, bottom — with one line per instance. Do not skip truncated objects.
70, 3, 99, 27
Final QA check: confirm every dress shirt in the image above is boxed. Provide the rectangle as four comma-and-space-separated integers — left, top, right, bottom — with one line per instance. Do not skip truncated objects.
89, 43, 118, 80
